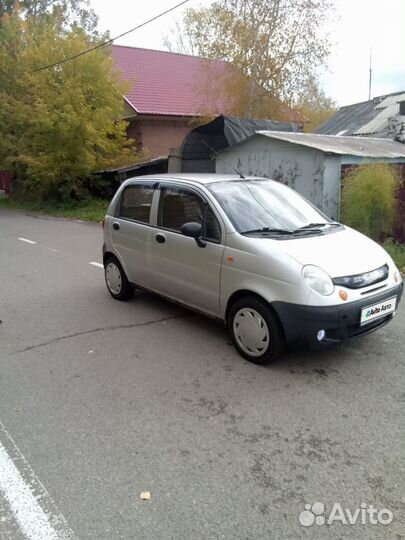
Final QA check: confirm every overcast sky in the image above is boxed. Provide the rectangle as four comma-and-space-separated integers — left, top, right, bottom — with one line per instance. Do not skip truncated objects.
89, 0, 404, 107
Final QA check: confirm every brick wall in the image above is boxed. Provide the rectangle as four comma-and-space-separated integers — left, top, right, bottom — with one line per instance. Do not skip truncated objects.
127, 117, 192, 158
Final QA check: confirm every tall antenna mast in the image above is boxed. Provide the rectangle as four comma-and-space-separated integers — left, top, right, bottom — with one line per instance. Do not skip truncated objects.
368, 47, 373, 101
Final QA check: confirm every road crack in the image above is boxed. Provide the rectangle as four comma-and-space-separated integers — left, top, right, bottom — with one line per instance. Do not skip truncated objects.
12, 314, 187, 354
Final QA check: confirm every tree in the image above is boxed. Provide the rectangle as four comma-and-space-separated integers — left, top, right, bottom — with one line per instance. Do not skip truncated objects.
295, 76, 337, 131
341, 164, 399, 242
163, 20, 196, 57
0, 0, 99, 34
0, 0, 15, 18
0, 12, 134, 201
164, 0, 333, 118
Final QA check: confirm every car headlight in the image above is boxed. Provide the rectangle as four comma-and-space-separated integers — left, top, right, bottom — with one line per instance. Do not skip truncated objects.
303, 265, 335, 296
393, 265, 403, 284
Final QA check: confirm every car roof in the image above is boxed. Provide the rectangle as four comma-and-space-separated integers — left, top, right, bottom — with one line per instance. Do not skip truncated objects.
124, 173, 267, 185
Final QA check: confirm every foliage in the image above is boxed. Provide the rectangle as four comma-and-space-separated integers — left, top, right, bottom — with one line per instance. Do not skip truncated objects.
0, 11, 135, 202
164, 0, 333, 118
295, 76, 337, 131
0, 0, 100, 35
163, 19, 196, 57
341, 164, 399, 241
383, 239, 405, 272
0, 195, 108, 221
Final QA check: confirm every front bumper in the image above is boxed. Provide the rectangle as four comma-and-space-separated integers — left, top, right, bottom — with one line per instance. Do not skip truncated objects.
272, 282, 403, 350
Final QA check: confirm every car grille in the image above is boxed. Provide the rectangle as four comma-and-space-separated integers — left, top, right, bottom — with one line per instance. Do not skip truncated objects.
333, 264, 389, 290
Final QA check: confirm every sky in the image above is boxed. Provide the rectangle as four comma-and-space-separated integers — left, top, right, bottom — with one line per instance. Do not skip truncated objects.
89, 0, 405, 107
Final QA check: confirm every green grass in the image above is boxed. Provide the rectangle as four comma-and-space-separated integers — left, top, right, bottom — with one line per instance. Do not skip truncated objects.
0, 197, 108, 222
383, 239, 405, 272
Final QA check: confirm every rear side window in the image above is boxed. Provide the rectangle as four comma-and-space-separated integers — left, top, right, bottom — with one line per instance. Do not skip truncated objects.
158, 187, 221, 242
119, 185, 154, 223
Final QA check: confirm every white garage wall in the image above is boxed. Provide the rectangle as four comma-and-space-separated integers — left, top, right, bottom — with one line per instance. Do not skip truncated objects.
322, 155, 341, 220
215, 135, 340, 218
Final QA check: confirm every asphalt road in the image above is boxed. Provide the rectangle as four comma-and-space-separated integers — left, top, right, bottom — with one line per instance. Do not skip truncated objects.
0, 207, 404, 540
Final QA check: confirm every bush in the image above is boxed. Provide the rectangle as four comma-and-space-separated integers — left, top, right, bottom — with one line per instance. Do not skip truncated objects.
341, 163, 399, 241
0, 196, 108, 222
383, 239, 405, 272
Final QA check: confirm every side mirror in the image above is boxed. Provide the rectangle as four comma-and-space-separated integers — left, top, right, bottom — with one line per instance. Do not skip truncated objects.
181, 221, 206, 248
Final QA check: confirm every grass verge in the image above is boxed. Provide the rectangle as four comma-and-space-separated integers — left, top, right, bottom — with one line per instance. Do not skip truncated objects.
0, 197, 108, 222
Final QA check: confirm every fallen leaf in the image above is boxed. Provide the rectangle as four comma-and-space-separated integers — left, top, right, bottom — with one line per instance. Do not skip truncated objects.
140, 491, 151, 500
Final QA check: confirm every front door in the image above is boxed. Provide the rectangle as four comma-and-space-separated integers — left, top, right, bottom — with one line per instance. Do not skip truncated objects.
146, 185, 225, 317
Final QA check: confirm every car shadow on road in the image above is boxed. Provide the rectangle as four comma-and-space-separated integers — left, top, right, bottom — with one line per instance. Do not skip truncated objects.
105, 287, 392, 388
129, 289, 359, 377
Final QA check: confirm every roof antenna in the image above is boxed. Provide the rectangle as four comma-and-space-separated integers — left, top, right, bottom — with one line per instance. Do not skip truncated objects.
368, 47, 373, 101
201, 139, 245, 179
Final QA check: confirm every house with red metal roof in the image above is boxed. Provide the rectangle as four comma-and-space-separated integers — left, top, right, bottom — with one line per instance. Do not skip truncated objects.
112, 45, 304, 158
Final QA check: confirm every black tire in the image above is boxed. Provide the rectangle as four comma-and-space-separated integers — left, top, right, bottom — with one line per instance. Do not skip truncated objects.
104, 256, 134, 301
227, 296, 285, 364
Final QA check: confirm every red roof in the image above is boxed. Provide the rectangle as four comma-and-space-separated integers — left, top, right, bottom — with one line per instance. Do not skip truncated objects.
112, 45, 305, 123
112, 45, 230, 117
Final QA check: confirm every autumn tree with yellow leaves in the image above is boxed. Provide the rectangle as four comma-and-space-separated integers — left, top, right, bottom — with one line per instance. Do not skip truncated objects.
0, 2, 135, 201
165, 0, 335, 121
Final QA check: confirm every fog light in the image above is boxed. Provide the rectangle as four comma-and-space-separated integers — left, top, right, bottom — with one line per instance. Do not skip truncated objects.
317, 329, 326, 341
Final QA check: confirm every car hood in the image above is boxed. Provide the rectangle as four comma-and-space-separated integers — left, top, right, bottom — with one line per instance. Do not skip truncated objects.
279, 226, 388, 278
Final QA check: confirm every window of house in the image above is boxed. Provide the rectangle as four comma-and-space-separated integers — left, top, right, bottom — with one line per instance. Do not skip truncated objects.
119, 185, 154, 223
158, 187, 221, 243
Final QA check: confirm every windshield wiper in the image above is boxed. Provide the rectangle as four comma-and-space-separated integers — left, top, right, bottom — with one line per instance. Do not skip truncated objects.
241, 223, 341, 236
240, 227, 293, 235
295, 222, 340, 230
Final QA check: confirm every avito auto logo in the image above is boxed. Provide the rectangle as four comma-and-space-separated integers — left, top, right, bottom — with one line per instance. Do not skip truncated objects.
365, 302, 392, 319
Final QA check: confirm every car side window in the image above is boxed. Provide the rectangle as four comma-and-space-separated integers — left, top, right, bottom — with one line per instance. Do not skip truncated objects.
158, 187, 221, 243
119, 185, 154, 224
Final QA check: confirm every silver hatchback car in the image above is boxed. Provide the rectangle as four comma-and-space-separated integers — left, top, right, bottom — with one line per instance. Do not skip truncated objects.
103, 174, 403, 364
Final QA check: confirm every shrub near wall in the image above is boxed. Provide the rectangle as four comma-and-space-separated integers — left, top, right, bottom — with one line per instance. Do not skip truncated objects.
393, 164, 405, 244
341, 163, 399, 242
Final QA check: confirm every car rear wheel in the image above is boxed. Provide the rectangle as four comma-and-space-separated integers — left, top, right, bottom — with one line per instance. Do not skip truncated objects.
228, 296, 285, 364
104, 257, 134, 301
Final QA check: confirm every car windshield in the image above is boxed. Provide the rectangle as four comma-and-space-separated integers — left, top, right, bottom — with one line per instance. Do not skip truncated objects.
208, 179, 332, 234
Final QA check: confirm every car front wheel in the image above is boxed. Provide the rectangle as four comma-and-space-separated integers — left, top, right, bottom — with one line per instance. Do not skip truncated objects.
228, 296, 285, 364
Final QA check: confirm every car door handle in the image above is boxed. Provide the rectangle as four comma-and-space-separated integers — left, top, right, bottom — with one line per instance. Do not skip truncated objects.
155, 233, 166, 244
113, 222, 120, 231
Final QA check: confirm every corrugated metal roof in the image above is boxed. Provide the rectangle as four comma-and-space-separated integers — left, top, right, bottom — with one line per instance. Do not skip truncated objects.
354, 103, 399, 135
255, 131, 405, 157
96, 156, 168, 174
315, 91, 405, 138
111, 45, 305, 122
375, 92, 405, 109
112, 45, 229, 117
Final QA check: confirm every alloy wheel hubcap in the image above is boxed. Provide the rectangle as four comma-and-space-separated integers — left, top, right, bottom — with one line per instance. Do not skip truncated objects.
106, 262, 122, 295
233, 308, 270, 357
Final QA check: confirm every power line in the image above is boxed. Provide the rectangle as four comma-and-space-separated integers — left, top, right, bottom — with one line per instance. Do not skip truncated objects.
33, 0, 192, 73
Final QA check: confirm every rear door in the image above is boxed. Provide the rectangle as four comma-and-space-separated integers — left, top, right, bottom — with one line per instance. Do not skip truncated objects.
146, 184, 225, 317
111, 181, 157, 286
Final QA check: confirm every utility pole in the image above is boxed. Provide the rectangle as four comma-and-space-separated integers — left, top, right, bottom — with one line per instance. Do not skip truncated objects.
368, 47, 372, 101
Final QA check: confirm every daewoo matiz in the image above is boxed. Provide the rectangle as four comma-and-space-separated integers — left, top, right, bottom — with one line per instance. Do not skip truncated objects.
102, 174, 403, 364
